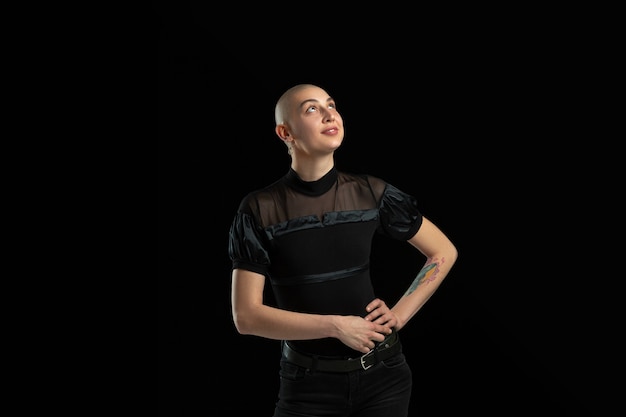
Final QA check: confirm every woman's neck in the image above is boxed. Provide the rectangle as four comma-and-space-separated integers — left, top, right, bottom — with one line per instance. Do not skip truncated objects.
291, 156, 335, 182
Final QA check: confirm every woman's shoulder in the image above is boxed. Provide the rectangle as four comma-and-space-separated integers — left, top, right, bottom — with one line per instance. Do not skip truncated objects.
337, 170, 387, 192
229, 174, 282, 212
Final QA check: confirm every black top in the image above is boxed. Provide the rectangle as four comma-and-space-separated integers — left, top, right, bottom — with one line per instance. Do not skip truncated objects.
228, 167, 423, 357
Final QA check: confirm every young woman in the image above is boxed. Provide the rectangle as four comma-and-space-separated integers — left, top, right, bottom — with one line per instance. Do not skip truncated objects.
228, 83, 458, 416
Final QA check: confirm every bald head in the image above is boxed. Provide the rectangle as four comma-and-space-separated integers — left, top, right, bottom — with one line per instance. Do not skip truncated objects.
275, 84, 327, 125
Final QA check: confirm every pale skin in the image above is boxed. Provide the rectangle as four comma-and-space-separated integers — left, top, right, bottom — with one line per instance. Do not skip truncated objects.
231, 84, 458, 354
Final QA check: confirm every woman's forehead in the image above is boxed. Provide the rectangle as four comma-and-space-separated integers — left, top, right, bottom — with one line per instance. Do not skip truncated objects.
291, 87, 332, 107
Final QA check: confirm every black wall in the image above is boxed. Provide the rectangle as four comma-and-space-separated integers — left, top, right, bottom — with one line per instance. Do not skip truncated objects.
159, 4, 616, 416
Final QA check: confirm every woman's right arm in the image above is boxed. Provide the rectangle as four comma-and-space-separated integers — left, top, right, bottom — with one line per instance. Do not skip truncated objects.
231, 268, 388, 353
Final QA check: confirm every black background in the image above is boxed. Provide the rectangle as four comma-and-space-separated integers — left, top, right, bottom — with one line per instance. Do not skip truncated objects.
158, 4, 619, 416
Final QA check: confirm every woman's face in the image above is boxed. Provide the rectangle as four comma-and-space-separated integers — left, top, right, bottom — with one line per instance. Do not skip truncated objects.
285, 86, 344, 157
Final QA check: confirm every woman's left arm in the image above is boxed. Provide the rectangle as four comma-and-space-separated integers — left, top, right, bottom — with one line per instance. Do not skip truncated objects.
365, 216, 459, 330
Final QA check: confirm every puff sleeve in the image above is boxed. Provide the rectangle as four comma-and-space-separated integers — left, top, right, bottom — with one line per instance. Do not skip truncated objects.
377, 184, 423, 241
228, 211, 271, 276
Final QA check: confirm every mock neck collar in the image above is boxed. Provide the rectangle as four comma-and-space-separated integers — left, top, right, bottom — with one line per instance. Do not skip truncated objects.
284, 167, 337, 196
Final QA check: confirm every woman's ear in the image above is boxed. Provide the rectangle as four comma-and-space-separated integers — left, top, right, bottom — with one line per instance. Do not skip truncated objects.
275, 124, 291, 141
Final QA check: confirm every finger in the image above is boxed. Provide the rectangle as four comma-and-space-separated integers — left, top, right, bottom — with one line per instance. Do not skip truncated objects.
371, 328, 388, 341
365, 298, 384, 313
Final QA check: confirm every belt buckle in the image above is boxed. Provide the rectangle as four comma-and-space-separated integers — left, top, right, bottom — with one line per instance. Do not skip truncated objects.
360, 350, 374, 370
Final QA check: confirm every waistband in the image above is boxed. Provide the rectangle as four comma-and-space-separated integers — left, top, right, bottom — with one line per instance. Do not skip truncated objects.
282, 330, 401, 373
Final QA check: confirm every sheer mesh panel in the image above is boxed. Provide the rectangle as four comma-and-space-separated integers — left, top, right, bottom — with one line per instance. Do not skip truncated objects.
251, 171, 387, 228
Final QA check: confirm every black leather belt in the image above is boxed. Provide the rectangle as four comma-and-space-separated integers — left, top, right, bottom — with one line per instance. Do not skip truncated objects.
282, 330, 401, 373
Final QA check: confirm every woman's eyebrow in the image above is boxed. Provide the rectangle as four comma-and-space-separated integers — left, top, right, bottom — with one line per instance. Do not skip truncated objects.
298, 97, 334, 109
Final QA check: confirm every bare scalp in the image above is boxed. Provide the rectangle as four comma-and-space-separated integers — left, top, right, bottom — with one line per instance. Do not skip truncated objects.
274, 83, 325, 125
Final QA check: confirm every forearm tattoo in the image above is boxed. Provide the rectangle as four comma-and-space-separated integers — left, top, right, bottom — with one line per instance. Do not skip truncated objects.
404, 257, 444, 296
